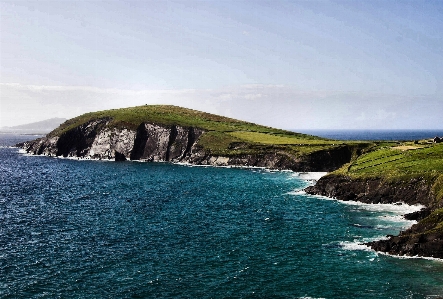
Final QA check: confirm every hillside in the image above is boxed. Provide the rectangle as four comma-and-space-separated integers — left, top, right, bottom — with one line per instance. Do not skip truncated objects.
48, 105, 353, 156
1, 118, 66, 134
306, 140, 443, 258
20, 105, 370, 171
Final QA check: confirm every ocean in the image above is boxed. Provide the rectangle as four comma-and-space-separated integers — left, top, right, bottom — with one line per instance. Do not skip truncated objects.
1, 132, 443, 298
298, 129, 443, 141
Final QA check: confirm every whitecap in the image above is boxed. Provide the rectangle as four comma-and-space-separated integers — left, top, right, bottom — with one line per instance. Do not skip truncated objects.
339, 240, 373, 251
286, 190, 307, 195
292, 172, 327, 181
376, 251, 443, 262
337, 200, 425, 215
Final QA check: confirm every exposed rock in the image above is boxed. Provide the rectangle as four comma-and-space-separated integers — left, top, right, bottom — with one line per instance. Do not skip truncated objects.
305, 174, 443, 258
56, 118, 110, 157
130, 123, 203, 162
404, 207, 433, 221
18, 121, 357, 171
305, 174, 433, 206
19, 121, 207, 165
19, 136, 59, 156
367, 232, 443, 259
114, 151, 127, 161
90, 128, 136, 160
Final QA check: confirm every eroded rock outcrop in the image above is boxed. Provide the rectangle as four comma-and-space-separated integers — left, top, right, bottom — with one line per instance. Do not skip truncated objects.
19, 118, 359, 172
305, 174, 434, 206
20, 119, 205, 163
305, 174, 443, 258
130, 123, 203, 162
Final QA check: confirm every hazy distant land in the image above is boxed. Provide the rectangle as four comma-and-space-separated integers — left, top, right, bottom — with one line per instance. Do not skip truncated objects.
0, 118, 66, 134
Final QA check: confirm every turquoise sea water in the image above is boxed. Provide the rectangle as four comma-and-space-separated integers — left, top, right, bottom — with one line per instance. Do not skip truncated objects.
1, 134, 443, 298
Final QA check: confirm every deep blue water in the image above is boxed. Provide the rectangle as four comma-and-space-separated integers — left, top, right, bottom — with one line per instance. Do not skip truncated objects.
298, 129, 443, 141
1, 133, 443, 298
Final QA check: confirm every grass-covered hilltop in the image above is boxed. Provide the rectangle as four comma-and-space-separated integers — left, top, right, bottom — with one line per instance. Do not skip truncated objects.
21, 105, 371, 171
19, 104, 443, 258
306, 139, 443, 258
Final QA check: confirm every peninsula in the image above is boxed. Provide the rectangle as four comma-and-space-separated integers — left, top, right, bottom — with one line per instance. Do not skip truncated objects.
18, 105, 443, 259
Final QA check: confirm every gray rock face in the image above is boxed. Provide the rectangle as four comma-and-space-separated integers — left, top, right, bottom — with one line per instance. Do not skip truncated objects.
20, 136, 59, 156
20, 120, 205, 163
129, 123, 204, 162
18, 120, 355, 171
89, 128, 136, 160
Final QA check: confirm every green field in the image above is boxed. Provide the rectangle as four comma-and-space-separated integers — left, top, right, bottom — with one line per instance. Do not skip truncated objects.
50, 105, 358, 157
337, 142, 443, 180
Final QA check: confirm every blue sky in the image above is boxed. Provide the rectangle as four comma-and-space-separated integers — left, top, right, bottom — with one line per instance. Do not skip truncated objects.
1, 0, 442, 130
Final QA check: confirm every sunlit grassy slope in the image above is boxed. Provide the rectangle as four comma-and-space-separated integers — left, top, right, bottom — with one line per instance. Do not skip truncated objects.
337, 142, 443, 179
333, 141, 443, 205
49, 105, 360, 157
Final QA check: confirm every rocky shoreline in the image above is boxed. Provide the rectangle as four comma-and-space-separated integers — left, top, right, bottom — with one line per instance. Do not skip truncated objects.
17, 118, 443, 259
17, 118, 355, 172
305, 174, 443, 259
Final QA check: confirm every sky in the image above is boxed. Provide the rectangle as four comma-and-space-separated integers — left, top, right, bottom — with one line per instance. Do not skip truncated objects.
1, 0, 442, 130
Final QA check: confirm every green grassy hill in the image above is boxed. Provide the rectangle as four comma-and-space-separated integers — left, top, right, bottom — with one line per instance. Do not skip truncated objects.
49, 105, 362, 157
327, 140, 443, 255
334, 141, 443, 203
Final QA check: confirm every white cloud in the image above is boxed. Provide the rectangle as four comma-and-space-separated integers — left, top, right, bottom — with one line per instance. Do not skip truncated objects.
1, 83, 441, 130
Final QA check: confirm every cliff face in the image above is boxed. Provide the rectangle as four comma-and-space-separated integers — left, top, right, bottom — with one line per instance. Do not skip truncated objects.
19, 119, 355, 171
305, 174, 443, 259
21, 119, 204, 163
305, 174, 434, 206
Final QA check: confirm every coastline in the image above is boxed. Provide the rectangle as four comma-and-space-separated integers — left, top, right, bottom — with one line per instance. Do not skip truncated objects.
305, 174, 443, 259
14, 141, 443, 260
13, 114, 443, 260
300, 181, 441, 261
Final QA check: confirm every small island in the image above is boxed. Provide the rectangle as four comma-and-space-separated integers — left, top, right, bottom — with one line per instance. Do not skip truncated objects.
18, 105, 443, 259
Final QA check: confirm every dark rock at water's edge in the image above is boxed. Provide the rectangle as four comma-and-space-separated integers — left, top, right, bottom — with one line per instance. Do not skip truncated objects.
367, 206, 443, 259
17, 118, 357, 172
304, 174, 434, 206
404, 208, 433, 221
366, 230, 443, 259
305, 174, 443, 259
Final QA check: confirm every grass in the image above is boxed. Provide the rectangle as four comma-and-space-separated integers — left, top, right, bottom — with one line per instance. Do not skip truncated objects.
228, 131, 340, 145
336, 142, 443, 180
49, 105, 365, 158
50, 105, 322, 138
329, 140, 443, 240
49, 105, 442, 190
332, 141, 443, 208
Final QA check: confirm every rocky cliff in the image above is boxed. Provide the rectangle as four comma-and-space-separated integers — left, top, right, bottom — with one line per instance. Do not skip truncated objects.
20, 118, 204, 163
305, 174, 434, 206
305, 174, 443, 259
18, 117, 356, 172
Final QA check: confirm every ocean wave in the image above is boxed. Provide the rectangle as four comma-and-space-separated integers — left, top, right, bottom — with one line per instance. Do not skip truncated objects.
339, 200, 424, 215
286, 190, 307, 195
308, 193, 425, 216
376, 251, 443, 262
339, 240, 373, 251
292, 172, 327, 181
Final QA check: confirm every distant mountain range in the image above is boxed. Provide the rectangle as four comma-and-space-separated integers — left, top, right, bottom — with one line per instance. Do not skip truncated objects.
0, 118, 66, 134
